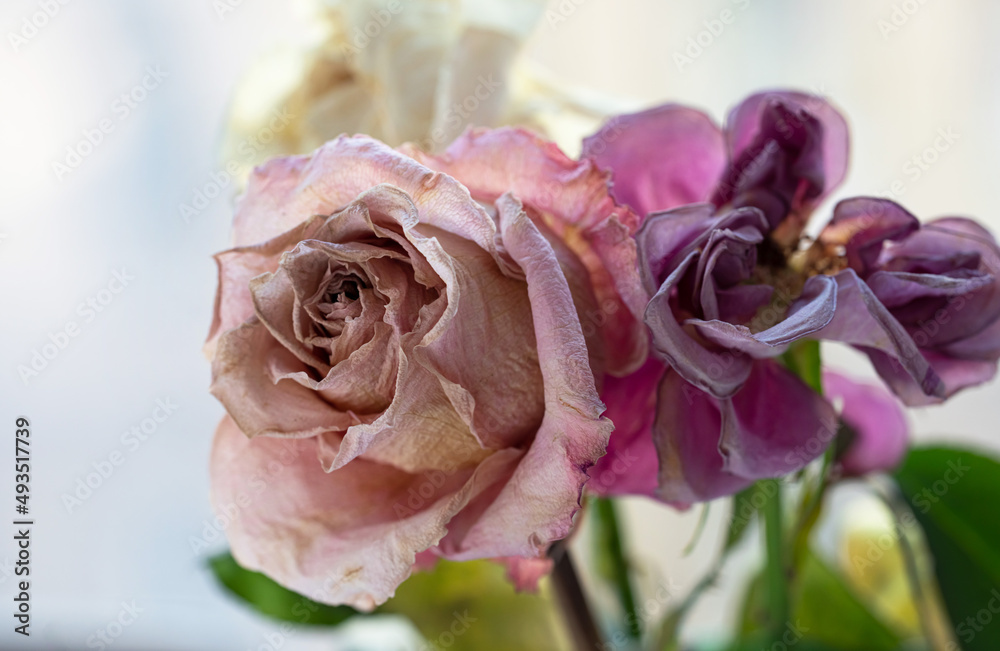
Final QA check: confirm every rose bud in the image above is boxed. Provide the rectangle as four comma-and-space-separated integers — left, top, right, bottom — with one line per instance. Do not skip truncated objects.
581, 90, 848, 247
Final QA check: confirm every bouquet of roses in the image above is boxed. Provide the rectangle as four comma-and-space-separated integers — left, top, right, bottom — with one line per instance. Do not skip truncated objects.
203, 5, 1000, 650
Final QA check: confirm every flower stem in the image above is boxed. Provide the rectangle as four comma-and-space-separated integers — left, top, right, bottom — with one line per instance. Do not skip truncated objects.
591, 497, 642, 640
761, 479, 789, 638
549, 542, 605, 651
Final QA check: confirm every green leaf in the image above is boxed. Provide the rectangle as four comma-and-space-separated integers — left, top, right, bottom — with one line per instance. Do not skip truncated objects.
209, 552, 360, 626
381, 559, 567, 651
780, 339, 823, 394
893, 446, 1000, 651
210, 553, 567, 650
734, 551, 901, 650
735, 567, 769, 637
725, 638, 845, 651
791, 551, 901, 650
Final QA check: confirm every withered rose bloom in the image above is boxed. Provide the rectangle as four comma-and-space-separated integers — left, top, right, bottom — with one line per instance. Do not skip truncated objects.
582, 90, 997, 504
583, 91, 851, 502
205, 129, 642, 609
816, 197, 1000, 403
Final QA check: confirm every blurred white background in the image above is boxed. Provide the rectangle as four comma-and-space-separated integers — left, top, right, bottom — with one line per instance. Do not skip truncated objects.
1, 0, 998, 648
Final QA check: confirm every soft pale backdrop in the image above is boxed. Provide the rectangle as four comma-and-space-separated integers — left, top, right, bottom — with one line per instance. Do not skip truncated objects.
1, 0, 997, 648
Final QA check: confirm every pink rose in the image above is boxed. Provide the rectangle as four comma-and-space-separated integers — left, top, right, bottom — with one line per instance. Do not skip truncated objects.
205, 130, 640, 609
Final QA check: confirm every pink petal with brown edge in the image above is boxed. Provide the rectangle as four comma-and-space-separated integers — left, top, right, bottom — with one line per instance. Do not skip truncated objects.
328, 348, 493, 475
408, 127, 648, 376
499, 556, 555, 592
436, 194, 611, 561
210, 416, 478, 610
353, 184, 547, 451
205, 215, 326, 358
210, 320, 361, 439
232, 136, 504, 253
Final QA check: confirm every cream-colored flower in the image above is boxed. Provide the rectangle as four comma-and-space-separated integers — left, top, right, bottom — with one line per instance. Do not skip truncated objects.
221, 0, 620, 186
837, 497, 955, 646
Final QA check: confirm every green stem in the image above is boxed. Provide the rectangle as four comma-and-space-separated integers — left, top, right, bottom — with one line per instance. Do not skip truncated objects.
761, 479, 789, 639
592, 497, 642, 640
653, 565, 721, 650
682, 503, 711, 556
791, 443, 835, 568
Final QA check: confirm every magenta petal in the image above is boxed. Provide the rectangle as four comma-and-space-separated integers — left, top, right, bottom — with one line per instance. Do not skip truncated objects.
719, 360, 838, 479
880, 217, 1000, 273
804, 269, 944, 403
645, 250, 753, 398
940, 311, 1000, 361
637, 204, 768, 294
866, 270, 992, 309
653, 369, 754, 505
715, 284, 775, 324
866, 270, 995, 346
582, 105, 726, 217
922, 350, 999, 398
823, 371, 908, 477
723, 90, 849, 206
692, 218, 765, 321
690, 274, 837, 358
636, 203, 720, 293
867, 347, 999, 406
589, 358, 665, 498
653, 361, 837, 504
880, 217, 1000, 343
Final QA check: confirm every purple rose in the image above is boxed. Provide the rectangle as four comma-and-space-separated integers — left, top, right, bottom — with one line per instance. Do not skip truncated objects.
631, 203, 841, 503
584, 91, 997, 505
584, 91, 850, 502
816, 197, 1000, 404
